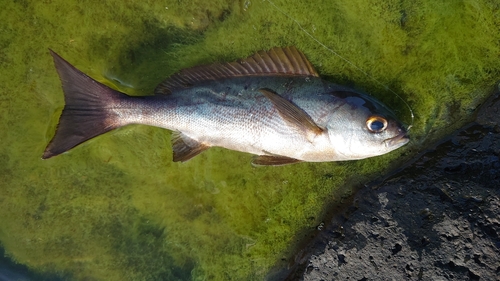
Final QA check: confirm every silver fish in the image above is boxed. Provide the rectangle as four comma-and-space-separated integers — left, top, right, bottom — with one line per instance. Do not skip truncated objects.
42, 47, 409, 165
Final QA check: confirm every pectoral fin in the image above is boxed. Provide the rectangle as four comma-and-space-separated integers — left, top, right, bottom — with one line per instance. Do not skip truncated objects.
252, 155, 302, 166
259, 88, 323, 141
172, 132, 209, 162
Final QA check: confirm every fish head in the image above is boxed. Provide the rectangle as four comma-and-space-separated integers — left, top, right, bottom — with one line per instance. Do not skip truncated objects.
325, 91, 409, 160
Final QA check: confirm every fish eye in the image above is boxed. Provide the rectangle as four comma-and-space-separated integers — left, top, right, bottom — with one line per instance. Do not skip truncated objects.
366, 116, 388, 133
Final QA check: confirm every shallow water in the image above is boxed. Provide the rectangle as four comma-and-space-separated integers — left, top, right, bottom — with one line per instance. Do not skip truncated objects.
1, 0, 499, 280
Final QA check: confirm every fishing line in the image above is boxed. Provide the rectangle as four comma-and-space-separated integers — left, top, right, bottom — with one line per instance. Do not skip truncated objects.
264, 0, 414, 130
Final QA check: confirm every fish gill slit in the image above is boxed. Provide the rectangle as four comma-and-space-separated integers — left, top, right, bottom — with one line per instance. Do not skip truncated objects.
264, 0, 415, 130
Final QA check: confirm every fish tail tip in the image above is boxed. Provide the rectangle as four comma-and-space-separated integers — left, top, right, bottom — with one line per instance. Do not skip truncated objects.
48, 49, 60, 59
41, 151, 54, 159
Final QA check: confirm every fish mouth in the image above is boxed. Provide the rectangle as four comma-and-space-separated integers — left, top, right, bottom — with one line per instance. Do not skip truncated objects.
384, 130, 410, 148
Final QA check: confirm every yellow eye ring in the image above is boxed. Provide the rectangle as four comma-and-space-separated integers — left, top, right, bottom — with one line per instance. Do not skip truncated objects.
366, 116, 388, 133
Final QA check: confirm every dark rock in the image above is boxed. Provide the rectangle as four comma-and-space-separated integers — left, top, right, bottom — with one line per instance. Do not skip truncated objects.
294, 90, 500, 281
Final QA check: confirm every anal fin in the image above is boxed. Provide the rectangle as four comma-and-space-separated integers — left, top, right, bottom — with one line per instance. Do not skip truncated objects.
252, 155, 302, 166
172, 132, 209, 162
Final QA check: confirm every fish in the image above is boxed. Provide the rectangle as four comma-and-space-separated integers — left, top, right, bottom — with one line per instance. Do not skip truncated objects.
42, 47, 409, 165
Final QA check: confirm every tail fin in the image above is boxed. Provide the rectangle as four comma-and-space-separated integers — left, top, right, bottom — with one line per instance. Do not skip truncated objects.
42, 50, 127, 159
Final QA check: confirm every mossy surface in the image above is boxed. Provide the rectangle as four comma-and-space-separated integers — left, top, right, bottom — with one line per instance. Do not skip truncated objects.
0, 0, 499, 280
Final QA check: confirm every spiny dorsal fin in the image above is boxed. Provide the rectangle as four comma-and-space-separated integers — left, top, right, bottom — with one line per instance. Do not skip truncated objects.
259, 88, 324, 142
172, 132, 209, 162
252, 155, 302, 166
155, 46, 319, 95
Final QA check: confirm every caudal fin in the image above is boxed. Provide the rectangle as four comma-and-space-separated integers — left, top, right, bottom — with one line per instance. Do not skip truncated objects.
42, 50, 126, 159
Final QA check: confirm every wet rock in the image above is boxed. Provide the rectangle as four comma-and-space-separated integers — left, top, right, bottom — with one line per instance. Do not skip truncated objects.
295, 91, 500, 280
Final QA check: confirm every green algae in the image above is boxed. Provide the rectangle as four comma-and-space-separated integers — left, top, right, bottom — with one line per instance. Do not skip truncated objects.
0, 0, 499, 280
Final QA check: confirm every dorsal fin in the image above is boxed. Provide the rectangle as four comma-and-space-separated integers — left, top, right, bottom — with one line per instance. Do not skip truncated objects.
155, 46, 319, 95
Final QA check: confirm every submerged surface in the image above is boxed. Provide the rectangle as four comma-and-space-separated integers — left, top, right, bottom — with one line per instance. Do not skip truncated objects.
0, 0, 499, 280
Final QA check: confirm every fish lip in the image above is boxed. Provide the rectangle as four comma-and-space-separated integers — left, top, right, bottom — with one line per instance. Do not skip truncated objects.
384, 130, 410, 147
